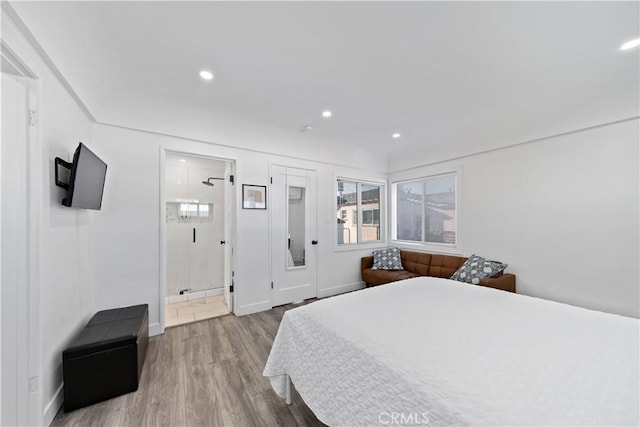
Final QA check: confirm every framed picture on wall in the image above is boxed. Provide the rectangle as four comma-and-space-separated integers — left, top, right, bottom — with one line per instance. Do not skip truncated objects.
242, 184, 267, 209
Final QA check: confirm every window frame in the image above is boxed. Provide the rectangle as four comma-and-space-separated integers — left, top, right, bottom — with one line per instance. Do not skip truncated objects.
335, 175, 387, 251
391, 169, 462, 254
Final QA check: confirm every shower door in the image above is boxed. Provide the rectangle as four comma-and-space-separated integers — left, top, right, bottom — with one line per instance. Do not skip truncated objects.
270, 165, 318, 306
187, 166, 223, 291
166, 158, 225, 297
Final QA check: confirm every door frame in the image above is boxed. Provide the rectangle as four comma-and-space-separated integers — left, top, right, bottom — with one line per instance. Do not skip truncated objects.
1, 42, 42, 426
159, 148, 236, 332
268, 163, 319, 307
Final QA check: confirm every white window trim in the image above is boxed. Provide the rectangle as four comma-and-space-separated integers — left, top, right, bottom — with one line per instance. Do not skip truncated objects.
334, 174, 387, 251
390, 167, 463, 255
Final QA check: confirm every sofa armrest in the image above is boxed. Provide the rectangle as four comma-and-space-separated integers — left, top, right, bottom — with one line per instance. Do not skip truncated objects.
478, 273, 516, 293
361, 256, 374, 277
361, 256, 374, 284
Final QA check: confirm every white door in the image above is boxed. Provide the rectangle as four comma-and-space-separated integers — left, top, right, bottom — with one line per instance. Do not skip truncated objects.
223, 163, 234, 310
271, 165, 317, 306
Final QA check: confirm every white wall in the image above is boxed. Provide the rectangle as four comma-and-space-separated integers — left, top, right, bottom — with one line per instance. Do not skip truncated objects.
390, 119, 639, 318
91, 124, 387, 331
2, 9, 96, 425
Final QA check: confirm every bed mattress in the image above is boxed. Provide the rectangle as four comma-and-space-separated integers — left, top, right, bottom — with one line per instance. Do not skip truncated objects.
263, 276, 639, 426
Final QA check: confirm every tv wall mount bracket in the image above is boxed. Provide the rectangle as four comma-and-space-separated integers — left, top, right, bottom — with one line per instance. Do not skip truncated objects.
54, 157, 72, 189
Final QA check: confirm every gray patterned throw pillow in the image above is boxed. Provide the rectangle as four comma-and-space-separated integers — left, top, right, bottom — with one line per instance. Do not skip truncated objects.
450, 254, 507, 285
371, 247, 404, 271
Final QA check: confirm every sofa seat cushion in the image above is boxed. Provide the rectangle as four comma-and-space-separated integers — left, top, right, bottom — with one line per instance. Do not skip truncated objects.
362, 269, 420, 286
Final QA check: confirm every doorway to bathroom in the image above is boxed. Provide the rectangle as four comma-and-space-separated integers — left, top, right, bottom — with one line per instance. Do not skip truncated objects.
163, 152, 235, 328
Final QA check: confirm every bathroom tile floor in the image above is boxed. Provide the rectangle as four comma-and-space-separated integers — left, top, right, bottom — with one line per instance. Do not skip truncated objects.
165, 295, 229, 328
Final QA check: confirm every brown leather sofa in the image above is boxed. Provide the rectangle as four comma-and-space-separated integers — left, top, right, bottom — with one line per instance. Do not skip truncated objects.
361, 250, 516, 293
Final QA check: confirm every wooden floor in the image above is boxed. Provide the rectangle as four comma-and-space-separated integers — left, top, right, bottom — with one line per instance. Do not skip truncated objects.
52, 304, 325, 427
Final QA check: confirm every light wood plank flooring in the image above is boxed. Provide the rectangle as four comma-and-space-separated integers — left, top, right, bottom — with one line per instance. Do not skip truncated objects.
52, 304, 324, 427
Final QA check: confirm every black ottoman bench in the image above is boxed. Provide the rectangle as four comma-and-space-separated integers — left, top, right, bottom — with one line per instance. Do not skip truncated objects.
63, 304, 149, 412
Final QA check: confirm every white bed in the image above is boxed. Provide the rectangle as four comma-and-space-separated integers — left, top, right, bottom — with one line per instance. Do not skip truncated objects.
263, 276, 639, 426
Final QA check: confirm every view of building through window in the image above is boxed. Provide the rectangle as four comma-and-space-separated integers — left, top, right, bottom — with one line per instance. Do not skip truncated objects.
337, 179, 382, 245
395, 174, 456, 244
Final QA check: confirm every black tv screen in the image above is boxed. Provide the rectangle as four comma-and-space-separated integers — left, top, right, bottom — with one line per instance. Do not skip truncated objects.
62, 143, 107, 210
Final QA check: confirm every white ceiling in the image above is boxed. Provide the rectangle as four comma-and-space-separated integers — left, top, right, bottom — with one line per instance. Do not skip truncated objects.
9, 1, 640, 171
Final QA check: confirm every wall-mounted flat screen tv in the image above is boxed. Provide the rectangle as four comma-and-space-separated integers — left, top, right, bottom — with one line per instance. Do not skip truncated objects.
57, 143, 107, 210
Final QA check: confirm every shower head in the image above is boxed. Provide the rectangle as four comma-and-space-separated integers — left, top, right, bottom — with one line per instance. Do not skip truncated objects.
202, 177, 224, 186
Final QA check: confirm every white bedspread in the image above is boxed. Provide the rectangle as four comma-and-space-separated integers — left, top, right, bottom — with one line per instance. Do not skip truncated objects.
263, 277, 639, 426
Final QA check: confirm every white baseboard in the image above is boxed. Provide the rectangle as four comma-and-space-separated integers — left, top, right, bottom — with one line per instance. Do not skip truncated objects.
204, 288, 224, 297
43, 383, 63, 426
149, 322, 162, 337
235, 284, 365, 316
318, 281, 365, 299
166, 287, 223, 304
235, 300, 271, 316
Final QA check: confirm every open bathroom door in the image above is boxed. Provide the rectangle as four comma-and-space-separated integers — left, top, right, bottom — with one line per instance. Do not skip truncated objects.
223, 163, 234, 311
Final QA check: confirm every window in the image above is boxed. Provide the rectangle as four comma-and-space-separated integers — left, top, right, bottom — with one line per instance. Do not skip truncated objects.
179, 202, 198, 217
337, 179, 383, 245
393, 173, 457, 245
198, 204, 209, 217
178, 202, 212, 219
362, 209, 380, 225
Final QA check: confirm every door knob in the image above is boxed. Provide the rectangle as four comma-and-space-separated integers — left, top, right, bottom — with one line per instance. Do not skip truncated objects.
220, 240, 226, 245
311, 240, 318, 245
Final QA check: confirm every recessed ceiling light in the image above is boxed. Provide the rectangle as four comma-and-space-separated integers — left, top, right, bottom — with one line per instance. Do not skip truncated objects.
322, 110, 332, 118
620, 38, 640, 50
179, 159, 187, 163
392, 133, 401, 139
199, 70, 214, 80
